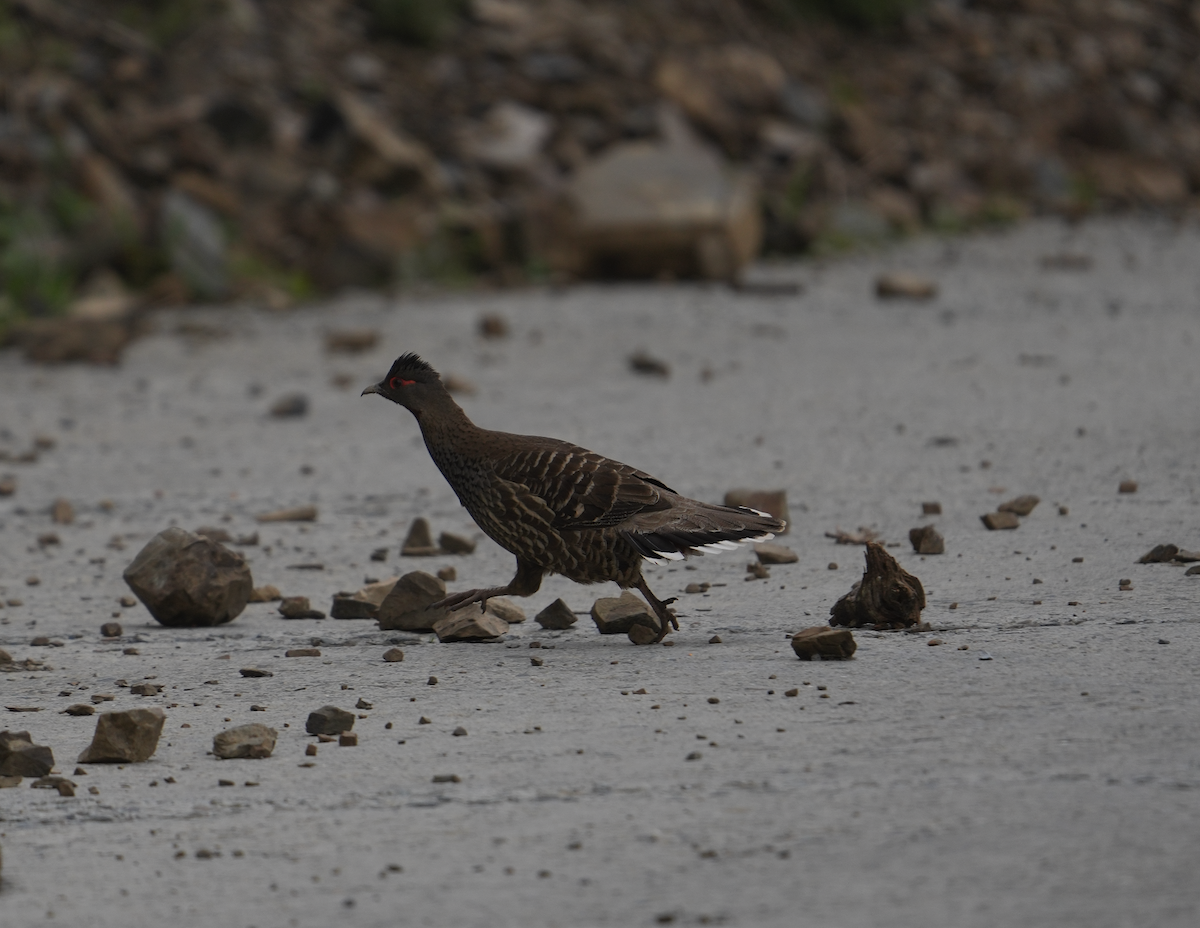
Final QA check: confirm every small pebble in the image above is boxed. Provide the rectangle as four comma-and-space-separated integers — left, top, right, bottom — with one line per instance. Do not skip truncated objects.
707, 697, 719, 704
827, 562, 838, 571
1118, 480, 1138, 494
708, 635, 722, 644
452, 727, 467, 737
531, 657, 543, 667
427, 676, 438, 686
927, 638, 943, 646
382, 648, 405, 662
339, 733, 358, 747
305, 744, 318, 756
784, 689, 799, 697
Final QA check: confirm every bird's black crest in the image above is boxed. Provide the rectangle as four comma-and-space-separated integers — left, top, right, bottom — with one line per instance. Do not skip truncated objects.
387, 353, 437, 378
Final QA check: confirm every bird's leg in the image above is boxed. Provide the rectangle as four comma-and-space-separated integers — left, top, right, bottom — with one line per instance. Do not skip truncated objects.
635, 576, 679, 643
431, 559, 543, 613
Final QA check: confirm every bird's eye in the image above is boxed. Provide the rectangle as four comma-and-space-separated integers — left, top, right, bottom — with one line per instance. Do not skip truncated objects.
389, 376, 415, 389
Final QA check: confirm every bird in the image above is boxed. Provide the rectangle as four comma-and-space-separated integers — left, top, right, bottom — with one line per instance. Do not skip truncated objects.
362, 353, 785, 642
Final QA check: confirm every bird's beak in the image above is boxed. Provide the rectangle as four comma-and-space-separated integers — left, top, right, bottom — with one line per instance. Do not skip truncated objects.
361, 383, 383, 397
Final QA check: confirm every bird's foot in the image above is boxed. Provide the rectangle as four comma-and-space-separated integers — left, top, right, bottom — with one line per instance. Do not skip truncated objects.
430, 588, 503, 613
651, 607, 679, 643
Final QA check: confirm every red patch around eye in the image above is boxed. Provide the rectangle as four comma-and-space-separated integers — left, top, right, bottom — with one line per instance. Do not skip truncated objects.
388, 377, 416, 389
399, 378, 415, 387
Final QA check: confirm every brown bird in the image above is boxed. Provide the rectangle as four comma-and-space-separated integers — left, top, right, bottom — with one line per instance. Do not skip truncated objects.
362, 353, 784, 642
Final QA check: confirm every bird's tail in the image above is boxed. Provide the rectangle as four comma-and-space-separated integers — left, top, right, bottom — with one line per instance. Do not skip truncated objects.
622, 504, 784, 564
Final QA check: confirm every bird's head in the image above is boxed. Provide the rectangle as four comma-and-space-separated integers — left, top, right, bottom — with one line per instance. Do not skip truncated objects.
361, 352, 444, 414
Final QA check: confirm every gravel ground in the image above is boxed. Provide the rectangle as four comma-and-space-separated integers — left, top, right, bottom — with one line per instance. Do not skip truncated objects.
1, 217, 1198, 928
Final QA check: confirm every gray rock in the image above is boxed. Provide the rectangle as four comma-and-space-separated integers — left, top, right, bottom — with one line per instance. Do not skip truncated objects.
591, 591, 659, 635
77, 708, 165, 763
998, 495, 1040, 517
437, 531, 476, 554
981, 511, 1020, 530
565, 109, 760, 281
377, 571, 447, 631
794, 627, 857, 661
213, 723, 277, 760
908, 525, 945, 555
401, 517, 440, 556
434, 609, 509, 641
162, 189, 228, 299
535, 598, 577, 630
0, 730, 54, 777
269, 393, 309, 418
460, 101, 552, 173
780, 79, 830, 129
330, 595, 378, 619
306, 705, 355, 735
754, 542, 798, 564
486, 597, 525, 624
278, 596, 325, 619
122, 527, 253, 628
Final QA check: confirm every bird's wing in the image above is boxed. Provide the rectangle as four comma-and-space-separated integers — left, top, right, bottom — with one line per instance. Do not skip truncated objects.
492, 444, 675, 531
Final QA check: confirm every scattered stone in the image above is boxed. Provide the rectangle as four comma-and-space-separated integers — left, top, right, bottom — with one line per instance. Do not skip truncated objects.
355, 698, 373, 711
1187, 566, 1200, 576
707, 697, 720, 705
686, 751, 702, 761
1119, 579, 1133, 591
432, 774, 460, 783
1138, 544, 1200, 564
401, 517, 441, 556
123, 647, 139, 656
248, 585, 283, 603
437, 566, 457, 582
535, 598, 577, 630
829, 542, 925, 630
269, 393, 309, 418
382, 648, 406, 662
30, 775, 76, 797
628, 624, 659, 646
427, 677, 437, 686
377, 571, 447, 632
305, 743, 318, 756
194, 526, 233, 543
1040, 252, 1092, 270
876, 271, 937, 299
90, 693, 115, 704
921, 502, 942, 515
26, 576, 40, 585
724, 488, 789, 531
78, 708, 165, 763
437, 531, 476, 555
452, 727, 468, 737
51, 497, 75, 524
487, 598, 525, 624
998, 495, 1040, 516
709, 635, 722, 644
100, 621, 123, 638
746, 562, 770, 580
791, 627, 858, 660
324, 329, 379, 354
478, 313, 510, 339
64, 704, 96, 716
628, 350, 671, 377
339, 732, 358, 746
332, 576, 399, 619
122, 527, 253, 627
130, 683, 163, 696
256, 505, 318, 523
239, 667, 273, 678
1058, 505, 1069, 516
0, 475, 15, 496
286, 648, 321, 657
1118, 480, 1138, 494
908, 525, 945, 555
828, 562, 838, 570
0, 775, 21, 788
591, 591, 660, 636
531, 656, 544, 666
37, 532, 60, 547
825, 527, 881, 545
754, 542, 798, 564
0, 730, 55, 777
278, 596, 326, 620
433, 609, 509, 642
306, 706, 355, 735
370, 547, 389, 562
981, 511, 1021, 530
213, 724, 277, 760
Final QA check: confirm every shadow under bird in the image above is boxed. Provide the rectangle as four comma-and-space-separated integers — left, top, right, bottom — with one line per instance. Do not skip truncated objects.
362, 353, 784, 642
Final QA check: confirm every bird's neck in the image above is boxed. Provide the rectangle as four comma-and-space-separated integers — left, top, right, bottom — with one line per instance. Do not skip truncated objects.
414, 392, 481, 454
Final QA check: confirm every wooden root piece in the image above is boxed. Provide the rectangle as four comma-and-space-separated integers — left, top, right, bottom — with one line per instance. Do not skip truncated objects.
829, 542, 925, 630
